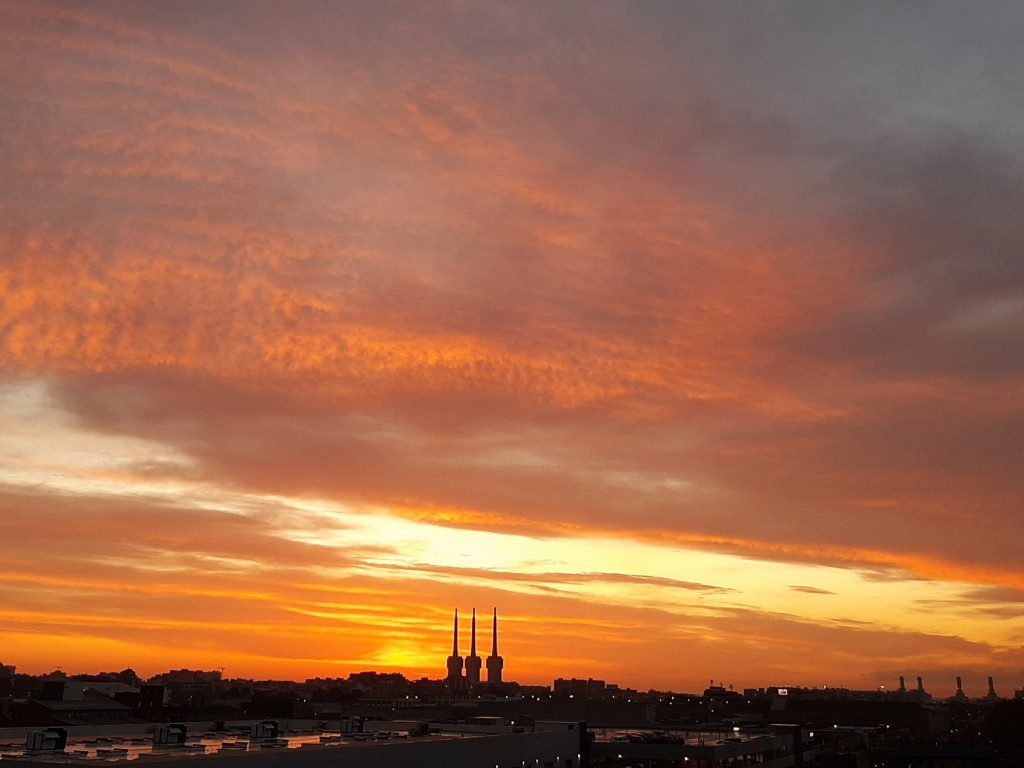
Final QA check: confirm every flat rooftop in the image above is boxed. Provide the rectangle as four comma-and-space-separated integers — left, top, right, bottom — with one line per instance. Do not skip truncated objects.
0, 727, 450, 763
592, 726, 780, 747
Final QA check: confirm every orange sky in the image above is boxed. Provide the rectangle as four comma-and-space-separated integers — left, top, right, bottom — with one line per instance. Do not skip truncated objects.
2, 1, 1023, 698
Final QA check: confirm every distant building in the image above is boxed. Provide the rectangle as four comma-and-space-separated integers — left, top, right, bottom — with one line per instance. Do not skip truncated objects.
148, 669, 222, 684
12, 696, 134, 727
555, 677, 608, 700
347, 671, 409, 698
987, 675, 1001, 701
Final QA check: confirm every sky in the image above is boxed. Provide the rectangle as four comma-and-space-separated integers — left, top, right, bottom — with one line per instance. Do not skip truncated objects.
1, 1, 1023, 697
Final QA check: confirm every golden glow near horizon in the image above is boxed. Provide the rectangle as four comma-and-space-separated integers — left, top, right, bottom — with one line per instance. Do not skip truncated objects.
3, 381, 1021, 692
2, 1, 1023, 697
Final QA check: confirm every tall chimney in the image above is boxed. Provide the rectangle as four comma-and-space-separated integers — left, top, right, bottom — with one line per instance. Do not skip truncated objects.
445, 609, 464, 687
464, 608, 482, 685
486, 607, 504, 684
491, 608, 499, 656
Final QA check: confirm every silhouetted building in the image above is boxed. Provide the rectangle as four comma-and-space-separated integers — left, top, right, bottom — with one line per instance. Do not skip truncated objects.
347, 671, 409, 698
464, 609, 482, 686
987, 675, 1001, 701
445, 609, 463, 688
0, 661, 14, 700
41, 680, 67, 701
555, 678, 608, 700
12, 696, 134, 727
953, 675, 968, 702
895, 675, 931, 702
148, 669, 222, 684
486, 608, 504, 684
139, 684, 167, 711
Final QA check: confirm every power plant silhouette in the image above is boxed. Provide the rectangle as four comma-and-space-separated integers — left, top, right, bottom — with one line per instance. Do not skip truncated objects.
445, 608, 503, 687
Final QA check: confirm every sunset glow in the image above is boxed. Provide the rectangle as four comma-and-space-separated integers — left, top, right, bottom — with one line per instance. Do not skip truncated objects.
2, 1, 1023, 697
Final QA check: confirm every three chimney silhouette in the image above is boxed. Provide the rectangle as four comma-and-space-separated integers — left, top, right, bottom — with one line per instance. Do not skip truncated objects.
446, 608, 503, 686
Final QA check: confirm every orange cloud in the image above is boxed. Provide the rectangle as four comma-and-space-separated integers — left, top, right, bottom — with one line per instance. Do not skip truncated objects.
2, 0, 1022, 695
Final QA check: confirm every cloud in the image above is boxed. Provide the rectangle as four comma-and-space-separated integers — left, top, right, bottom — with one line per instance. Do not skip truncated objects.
1, 0, 1022, 691
790, 586, 835, 596
366, 562, 734, 596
